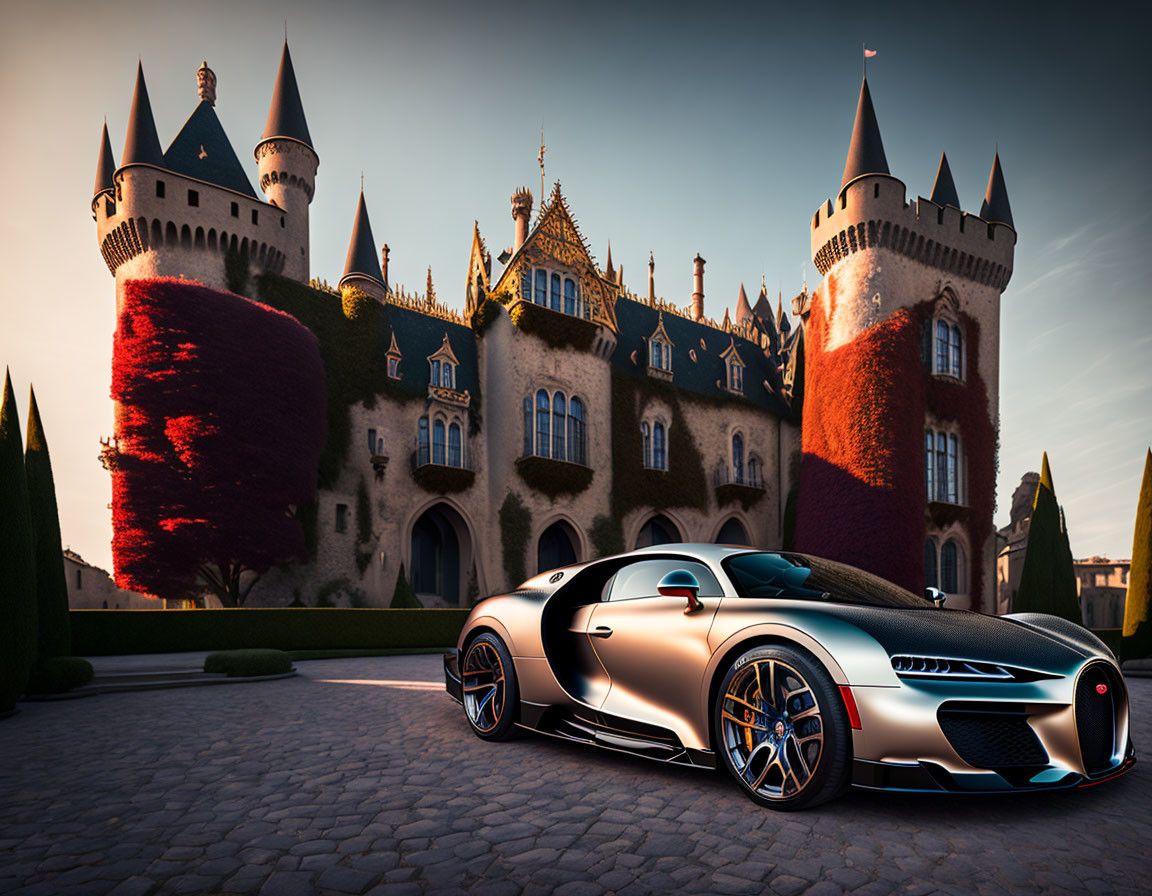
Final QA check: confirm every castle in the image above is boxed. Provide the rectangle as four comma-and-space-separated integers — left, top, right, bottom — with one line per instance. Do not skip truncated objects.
92, 43, 1014, 611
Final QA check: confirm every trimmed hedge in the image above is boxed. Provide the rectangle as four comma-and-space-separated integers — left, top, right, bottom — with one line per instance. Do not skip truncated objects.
24, 656, 94, 695
71, 608, 470, 656
204, 649, 292, 677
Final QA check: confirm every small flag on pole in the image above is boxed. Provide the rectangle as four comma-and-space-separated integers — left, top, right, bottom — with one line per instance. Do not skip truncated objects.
864, 47, 877, 58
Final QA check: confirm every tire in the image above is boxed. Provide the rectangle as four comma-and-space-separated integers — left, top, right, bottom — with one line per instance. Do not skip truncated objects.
714, 644, 850, 810
461, 633, 520, 741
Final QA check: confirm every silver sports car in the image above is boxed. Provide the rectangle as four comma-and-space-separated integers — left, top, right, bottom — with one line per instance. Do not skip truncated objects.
444, 545, 1135, 809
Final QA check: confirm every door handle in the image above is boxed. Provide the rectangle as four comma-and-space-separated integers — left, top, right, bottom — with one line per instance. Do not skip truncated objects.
590, 626, 613, 639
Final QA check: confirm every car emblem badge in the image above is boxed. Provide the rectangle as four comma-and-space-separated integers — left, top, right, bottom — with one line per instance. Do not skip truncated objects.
549, 572, 563, 584
1096, 683, 1108, 695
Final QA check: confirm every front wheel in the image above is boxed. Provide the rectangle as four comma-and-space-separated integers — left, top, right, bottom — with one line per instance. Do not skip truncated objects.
462, 633, 520, 741
714, 645, 850, 810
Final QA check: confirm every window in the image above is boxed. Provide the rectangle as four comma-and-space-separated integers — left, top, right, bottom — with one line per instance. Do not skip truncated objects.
947, 435, 958, 504
367, 428, 378, 456
925, 539, 938, 588
653, 421, 667, 471
552, 392, 566, 460
606, 559, 723, 602
935, 432, 947, 501
430, 360, 441, 387
432, 419, 446, 465
551, 273, 561, 311
523, 396, 533, 456
417, 418, 429, 465
443, 362, 454, 389
1122, 568, 1129, 585
388, 357, 400, 379
535, 269, 547, 305
728, 359, 743, 392
652, 341, 664, 370
448, 422, 462, 467
335, 503, 348, 533
925, 432, 935, 500
536, 389, 550, 458
732, 433, 745, 485
1095, 573, 1106, 588
950, 326, 962, 377
230, 201, 239, 218
564, 278, 576, 315
568, 397, 586, 466
934, 319, 963, 378
748, 456, 761, 488
251, 209, 259, 225
642, 422, 652, 468
926, 429, 962, 504
155, 180, 165, 198
941, 540, 959, 593
188, 189, 199, 207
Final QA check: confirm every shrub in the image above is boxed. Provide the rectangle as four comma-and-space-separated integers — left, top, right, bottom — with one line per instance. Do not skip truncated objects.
390, 565, 423, 608
470, 297, 503, 337
24, 656, 94, 695
1015, 454, 1082, 624
204, 649, 292, 678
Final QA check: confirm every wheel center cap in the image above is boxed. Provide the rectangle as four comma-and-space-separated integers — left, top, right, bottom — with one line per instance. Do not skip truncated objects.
774, 720, 786, 738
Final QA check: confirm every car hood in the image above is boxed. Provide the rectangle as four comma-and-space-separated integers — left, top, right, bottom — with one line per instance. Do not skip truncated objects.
819, 604, 1090, 671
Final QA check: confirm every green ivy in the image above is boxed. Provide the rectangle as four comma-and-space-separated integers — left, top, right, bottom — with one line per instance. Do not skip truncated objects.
510, 301, 598, 352
410, 453, 476, 494
515, 455, 594, 499
354, 477, 373, 574
589, 515, 625, 558
470, 296, 503, 337
499, 492, 532, 588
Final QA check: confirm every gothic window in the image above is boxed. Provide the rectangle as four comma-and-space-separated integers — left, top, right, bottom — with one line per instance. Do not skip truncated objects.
941, 540, 962, 593
564, 278, 577, 315
432, 419, 446, 465
430, 360, 441, 387
552, 392, 567, 460
728, 359, 744, 392
934, 319, 964, 379
926, 429, 963, 504
443, 362, 454, 389
924, 538, 938, 588
536, 389, 551, 458
535, 269, 547, 305
418, 418, 430, 466
732, 433, 745, 485
448, 421, 462, 467
950, 326, 962, 377
935, 432, 947, 501
568, 397, 586, 466
947, 434, 959, 503
641, 422, 652, 468
925, 432, 935, 500
523, 396, 533, 456
652, 341, 664, 370
551, 273, 562, 311
653, 421, 667, 471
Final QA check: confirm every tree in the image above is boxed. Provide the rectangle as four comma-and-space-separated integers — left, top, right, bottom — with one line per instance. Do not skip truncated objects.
1122, 449, 1152, 660
1014, 453, 1082, 624
390, 564, 423, 608
107, 278, 327, 606
25, 387, 71, 658
0, 371, 37, 711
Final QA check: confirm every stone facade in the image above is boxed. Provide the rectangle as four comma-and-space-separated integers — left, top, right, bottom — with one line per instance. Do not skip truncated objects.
1074, 557, 1130, 630
63, 549, 170, 610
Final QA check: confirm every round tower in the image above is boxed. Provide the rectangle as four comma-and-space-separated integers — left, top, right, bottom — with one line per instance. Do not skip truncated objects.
795, 77, 1016, 614
255, 40, 317, 284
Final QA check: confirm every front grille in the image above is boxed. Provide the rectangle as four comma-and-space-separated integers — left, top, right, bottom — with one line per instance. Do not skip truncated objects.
1076, 663, 1119, 775
938, 705, 1048, 768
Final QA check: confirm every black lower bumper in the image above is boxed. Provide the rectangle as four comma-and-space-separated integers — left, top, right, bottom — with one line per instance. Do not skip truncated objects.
444, 649, 462, 704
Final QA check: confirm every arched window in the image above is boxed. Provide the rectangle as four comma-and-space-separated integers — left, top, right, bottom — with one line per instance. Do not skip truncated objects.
448, 422, 462, 467
550, 273, 561, 311
523, 396, 533, 456
732, 433, 745, 485
652, 340, 664, 370
935, 318, 964, 379
418, 417, 430, 466
924, 538, 938, 589
535, 389, 550, 458
941, 540, 959, 593
430, 359, 441, 387
568, 398, 586, 465
641, 422, 652, 468
653, 421, 666, 470
535, 269, 547, 305
552, 392, 567, 460
748, 455, 761, 488
925, 432, 935, 500
729, 360, 743, 392
717, 517, 750, 546
564, 278, 576, 315
936, 321, 950, 374
432, 419, 446, 465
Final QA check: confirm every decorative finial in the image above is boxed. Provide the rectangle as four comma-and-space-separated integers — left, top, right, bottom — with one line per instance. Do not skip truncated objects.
197, 61, 217, 106
538, 125, 546, 212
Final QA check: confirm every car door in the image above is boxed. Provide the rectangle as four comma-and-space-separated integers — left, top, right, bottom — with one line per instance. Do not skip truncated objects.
584, 557, 723, 740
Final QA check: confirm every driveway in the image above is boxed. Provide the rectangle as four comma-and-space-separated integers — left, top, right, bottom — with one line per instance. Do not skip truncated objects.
1, 655, 1149, 895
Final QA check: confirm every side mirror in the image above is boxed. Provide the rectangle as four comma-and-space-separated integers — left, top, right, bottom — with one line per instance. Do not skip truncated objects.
924, 587, 947, 608
658, 570, 703, 614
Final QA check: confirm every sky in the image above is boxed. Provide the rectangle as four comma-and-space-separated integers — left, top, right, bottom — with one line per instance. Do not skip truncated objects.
0, 0, 1149, 574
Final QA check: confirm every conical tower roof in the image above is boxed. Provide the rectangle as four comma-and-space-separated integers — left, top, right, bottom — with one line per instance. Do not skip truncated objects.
979, 152, 1014, 229
605, 242, 615, 279
165, 102, 257, 197
94, 122, 116, 197
930, 151, 960, 208
260, 41, 312, 148
122, 62, 165, 168
840, 78, 889, 190
341, 191, 381, 285
735, 284, 753, 325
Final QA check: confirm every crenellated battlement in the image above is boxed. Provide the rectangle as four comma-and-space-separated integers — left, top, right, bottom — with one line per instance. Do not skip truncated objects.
811, 174, 1016, 288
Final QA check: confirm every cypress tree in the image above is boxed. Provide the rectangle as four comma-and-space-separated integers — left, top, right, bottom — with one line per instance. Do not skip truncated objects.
25, 387, 71, 658
1121, 449, 1152, 660
390, 564, 423, 609
0, 370, 38, 712
1014, 453, 1082, 624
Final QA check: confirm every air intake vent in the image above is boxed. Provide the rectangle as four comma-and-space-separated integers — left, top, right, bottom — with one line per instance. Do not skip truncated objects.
892, 655, 1014, 680
1075, 663, 1119, 775
938, 705, 1047, 768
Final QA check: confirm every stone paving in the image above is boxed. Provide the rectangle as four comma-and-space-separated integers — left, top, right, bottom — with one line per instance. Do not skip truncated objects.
1, 655, 1150, 896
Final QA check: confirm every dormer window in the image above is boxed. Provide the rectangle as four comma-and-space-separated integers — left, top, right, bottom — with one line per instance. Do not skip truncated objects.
425, 334, 463, 398
720, 339, 745, 393
528, 267, 584, 318
386, 332, 402, 380
646, 314, 674, 379
430, 360, 454, 389
651, 340, 668, 370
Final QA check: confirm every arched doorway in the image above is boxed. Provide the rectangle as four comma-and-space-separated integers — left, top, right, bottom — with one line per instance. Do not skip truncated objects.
538, 521, 579, 574
410, 502, 473, 607
716, 517, 750, 546
635, 514, 681, 548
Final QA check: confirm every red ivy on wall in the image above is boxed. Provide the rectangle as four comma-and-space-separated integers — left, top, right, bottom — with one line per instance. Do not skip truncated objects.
108, 278, 327, 604
794, 272, 995, 611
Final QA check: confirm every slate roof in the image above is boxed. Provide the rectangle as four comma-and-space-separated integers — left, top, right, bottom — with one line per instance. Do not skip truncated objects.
929, 151, 960, 209
383, 303, 478, 398
164, 101, 257, 198
841, 77, 889, 190
260, 42, 312, 148
611, 296, 790, 415
94, 122, 116, 197
980, 152, 1014, 229
122, 63, 165, 168
342, 191, 382, 283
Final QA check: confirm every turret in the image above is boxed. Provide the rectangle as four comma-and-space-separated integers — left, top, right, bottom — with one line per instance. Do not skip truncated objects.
840, 77, 892, 194
339, 190, 386, 303
930, 152, 960, 209
511, 188, 533, 253
255, 40, 318, 283
121, 63, 164, 169
92, 122, 116, 217
691, 254, 705, 321
980, 152, 1014, 230
735, 284, 752, 327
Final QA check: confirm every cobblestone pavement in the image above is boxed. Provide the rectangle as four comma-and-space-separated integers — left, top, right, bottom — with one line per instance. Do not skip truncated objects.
2, 656, 1150, 896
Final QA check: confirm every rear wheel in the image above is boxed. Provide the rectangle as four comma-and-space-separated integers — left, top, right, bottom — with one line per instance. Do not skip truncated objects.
462, 633, 520, 741
715, 645, 850, 810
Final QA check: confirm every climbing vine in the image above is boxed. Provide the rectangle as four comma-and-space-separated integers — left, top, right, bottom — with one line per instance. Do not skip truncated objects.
499, 492, 532, 589
515, 456, 594, 499
510, 301, 598, 352
589, 515, 625, 558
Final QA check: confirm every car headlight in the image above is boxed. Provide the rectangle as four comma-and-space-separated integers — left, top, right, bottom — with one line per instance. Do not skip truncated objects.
890, 655, 1060, 682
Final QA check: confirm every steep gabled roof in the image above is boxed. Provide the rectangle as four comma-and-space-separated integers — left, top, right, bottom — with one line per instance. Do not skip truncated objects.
751, 285, 779, 354
164, 101, 257, 197
260, 41, 312, 148
841, 77, 889, 190
383, 304, 478, 398
341, 191, 382, 285
94, 122, 116, 198
465, 221, 490, 315
735, 284, 753, 326
122, 62, 165, 168
930, 151, 960, 209
979, 152, 1014, 229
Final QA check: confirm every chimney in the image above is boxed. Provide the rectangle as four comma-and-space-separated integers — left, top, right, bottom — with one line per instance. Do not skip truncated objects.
692, 253, 706, 320
197, 61, 217, 106
648, 252, 655, 305
381, 243, 390, 290
511, 187, 533, 253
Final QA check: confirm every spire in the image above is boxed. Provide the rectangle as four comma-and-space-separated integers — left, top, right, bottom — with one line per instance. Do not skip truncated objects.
122, 62, 165, 168
777, 291, 791, 334
605, 242, 615, 279
260, 41, 312, 148
930, 151, 960, 209
1035, 451, 1054, 509
94, 122, 116, 198
341, 191, 381, 285
979, 152, 1014, 229
735, 284, 753, 326
840, 77, 889, 191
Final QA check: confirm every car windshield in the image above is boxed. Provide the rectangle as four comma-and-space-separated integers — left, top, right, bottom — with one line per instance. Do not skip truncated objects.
723, 552, 930, 609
